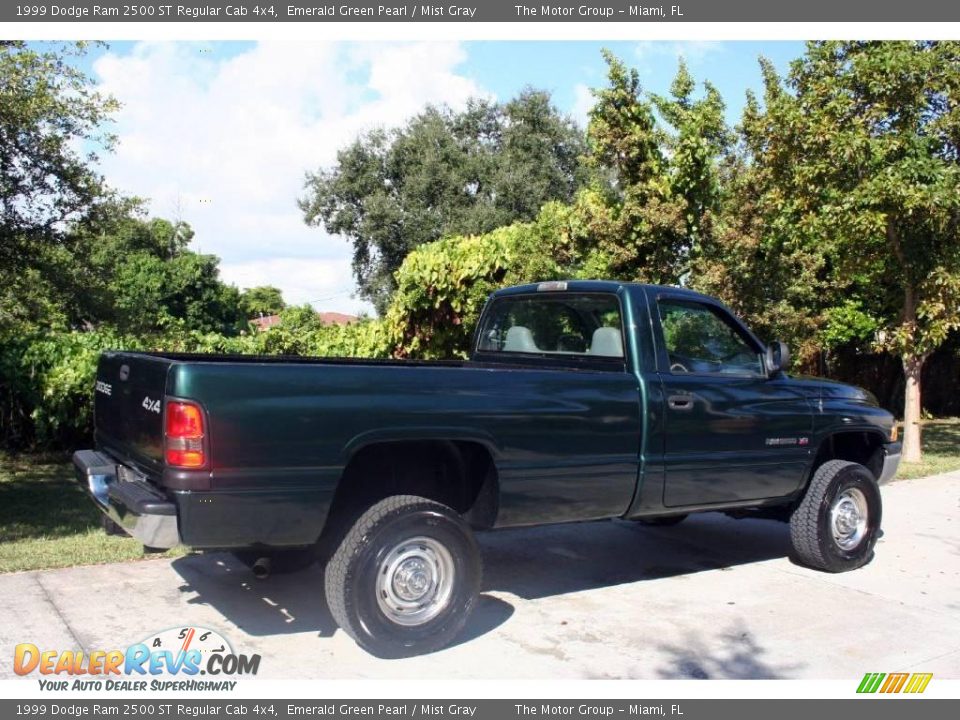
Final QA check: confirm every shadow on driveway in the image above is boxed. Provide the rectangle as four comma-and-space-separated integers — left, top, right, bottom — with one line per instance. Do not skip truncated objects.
171, 512, 792, 653
654, 621, 803, 679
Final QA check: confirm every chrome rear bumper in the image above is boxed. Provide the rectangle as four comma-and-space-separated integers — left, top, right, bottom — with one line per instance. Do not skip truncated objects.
72, 450, 180, 549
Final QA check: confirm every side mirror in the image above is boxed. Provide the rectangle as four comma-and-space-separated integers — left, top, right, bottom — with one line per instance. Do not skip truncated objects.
765, 341, 790, 376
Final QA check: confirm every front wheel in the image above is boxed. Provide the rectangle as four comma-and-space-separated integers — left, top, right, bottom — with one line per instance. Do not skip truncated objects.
324, 495, 481, 658
789, 460, 882, 572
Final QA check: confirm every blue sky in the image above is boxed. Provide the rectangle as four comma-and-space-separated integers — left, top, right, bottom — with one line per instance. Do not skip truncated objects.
467, 41, 804, 124
85, 40, 804, 124
74, 41, 806, 315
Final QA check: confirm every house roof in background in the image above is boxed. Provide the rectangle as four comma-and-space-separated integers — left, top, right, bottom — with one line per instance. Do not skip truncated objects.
249, 312, 358, 331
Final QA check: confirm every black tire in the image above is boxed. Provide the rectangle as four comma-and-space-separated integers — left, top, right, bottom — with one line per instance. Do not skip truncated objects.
324, 495, 481, 658
790, 460, 882, 572
636, 514, 688, 527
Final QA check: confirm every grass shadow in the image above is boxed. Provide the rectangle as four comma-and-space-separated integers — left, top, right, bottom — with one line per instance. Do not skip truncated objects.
897, 418, 960, 479
918, 419, 960, 456
0, 457, 104, 542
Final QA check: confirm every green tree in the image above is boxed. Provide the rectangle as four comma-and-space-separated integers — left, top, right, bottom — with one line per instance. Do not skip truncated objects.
583, 51, 675, 282
583, 52, 731, 284
651, 59, 731, 256
737, 41, 960, 461
240, 286, 286, 318
300, 89, 587, 313
0, 41, 118, 329
688, 148, 827, 363
64, 206, 244, 335
114, 250, 242, 335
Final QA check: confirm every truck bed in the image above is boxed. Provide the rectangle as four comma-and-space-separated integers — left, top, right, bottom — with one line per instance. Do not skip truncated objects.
92, 348, 642, 546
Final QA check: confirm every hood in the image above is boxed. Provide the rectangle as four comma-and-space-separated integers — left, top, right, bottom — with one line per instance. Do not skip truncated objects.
786, 375, 880, 406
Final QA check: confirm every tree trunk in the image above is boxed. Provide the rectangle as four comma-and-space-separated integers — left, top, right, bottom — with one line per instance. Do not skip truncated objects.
902, 354, 924, 463
889, 217, 924, 464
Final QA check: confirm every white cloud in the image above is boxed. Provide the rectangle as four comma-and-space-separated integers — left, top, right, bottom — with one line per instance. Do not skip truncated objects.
93, 41, 486, 315
634, 41, 726, 74
220, 256, 359, 312
571, 83, 594, 129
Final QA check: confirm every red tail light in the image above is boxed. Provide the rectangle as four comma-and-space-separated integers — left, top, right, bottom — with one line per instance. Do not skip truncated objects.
165, 400, 206, 468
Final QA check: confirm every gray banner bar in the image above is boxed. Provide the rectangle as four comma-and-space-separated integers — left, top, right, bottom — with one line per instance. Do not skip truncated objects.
1, 699, 956, 719
3, 0, 960, 23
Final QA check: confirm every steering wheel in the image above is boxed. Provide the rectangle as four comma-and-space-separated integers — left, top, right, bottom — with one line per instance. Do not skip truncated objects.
670, 361, 689, 373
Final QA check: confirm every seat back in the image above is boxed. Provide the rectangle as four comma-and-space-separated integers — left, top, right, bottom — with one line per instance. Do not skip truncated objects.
503, 325, 538, 352
589, 327, 623, 357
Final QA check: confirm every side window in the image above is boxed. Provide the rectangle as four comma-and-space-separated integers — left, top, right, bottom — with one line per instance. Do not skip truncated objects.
658, 299, 765, 376
477, 294, 624, 359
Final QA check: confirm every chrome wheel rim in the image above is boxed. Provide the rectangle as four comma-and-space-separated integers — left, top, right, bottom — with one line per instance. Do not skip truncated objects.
830, 487, 869, 551
376, 536, 455, 627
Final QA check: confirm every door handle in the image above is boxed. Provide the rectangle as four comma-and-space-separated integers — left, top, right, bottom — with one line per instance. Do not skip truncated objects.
668, 394, 694, 410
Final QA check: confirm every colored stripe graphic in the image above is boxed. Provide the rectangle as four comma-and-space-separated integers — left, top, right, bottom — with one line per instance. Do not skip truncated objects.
904, 673, 933, 694
857, 672, 932, 694
880, 673, 909, 693
857, 673, 885, 693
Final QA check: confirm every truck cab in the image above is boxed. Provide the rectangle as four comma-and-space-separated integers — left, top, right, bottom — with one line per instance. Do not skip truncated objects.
476, 280, 898, 512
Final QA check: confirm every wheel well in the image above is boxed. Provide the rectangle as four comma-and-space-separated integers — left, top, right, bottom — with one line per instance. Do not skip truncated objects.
812, 431, 886, 481
318, 440, 498, 550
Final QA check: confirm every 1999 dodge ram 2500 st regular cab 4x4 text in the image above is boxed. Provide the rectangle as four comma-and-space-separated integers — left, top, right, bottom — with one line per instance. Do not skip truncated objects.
74, 281, 901, 657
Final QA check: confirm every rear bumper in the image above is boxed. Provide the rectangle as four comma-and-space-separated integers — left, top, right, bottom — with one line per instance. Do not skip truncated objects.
877, 441, 902, 485
72, 450, 180, 549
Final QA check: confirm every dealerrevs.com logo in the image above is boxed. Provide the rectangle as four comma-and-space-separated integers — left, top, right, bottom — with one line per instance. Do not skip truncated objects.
14, 626, 260, 692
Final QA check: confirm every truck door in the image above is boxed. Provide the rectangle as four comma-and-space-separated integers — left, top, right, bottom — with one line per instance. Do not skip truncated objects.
652, 294, 813, 507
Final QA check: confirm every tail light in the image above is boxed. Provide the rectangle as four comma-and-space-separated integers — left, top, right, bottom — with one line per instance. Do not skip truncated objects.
165, 400, 207, 468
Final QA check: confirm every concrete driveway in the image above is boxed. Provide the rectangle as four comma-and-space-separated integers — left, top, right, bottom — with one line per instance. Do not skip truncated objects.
1, 472, 958, 680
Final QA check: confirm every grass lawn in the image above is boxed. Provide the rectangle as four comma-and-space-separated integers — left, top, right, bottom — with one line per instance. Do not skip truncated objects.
895, 417, 960, 480
0, 453, 183, 573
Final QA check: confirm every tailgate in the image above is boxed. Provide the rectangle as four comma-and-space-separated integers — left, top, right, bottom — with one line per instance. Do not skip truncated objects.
94, 352, 173, 474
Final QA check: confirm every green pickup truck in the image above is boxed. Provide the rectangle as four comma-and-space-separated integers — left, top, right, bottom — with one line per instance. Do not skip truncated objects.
74, 280, 900, 657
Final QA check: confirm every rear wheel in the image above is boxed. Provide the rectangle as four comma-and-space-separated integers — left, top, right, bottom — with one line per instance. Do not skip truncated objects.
324, 495, 481, 658
790, 460, 882, 572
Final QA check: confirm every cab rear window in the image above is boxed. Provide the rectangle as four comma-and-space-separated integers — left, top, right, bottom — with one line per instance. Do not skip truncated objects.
476, 294, 624, 358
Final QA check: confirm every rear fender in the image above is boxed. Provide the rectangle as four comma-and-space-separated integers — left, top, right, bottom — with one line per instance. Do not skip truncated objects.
341, 426, 501, 466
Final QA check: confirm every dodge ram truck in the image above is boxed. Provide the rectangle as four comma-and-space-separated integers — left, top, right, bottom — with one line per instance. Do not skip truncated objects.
74, 280, 901, 657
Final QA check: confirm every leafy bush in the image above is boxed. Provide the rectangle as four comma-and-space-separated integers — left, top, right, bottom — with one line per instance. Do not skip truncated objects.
0, 316, 391, 449
0, 328, 143, 448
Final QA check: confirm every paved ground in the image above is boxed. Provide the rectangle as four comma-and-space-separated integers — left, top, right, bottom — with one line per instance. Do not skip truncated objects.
1, 472, 958, 680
